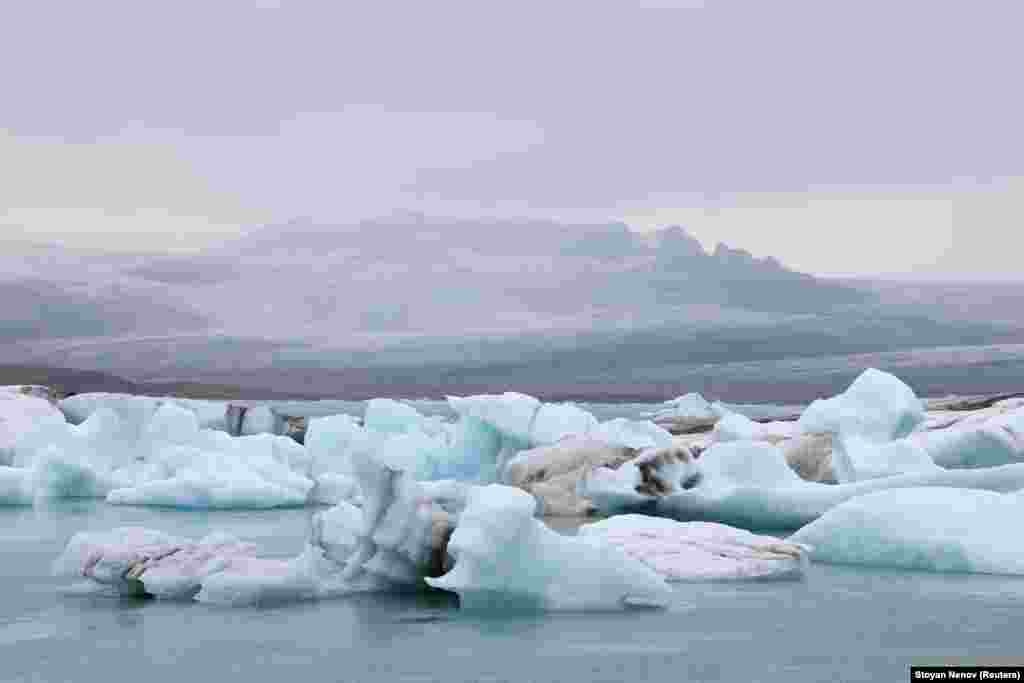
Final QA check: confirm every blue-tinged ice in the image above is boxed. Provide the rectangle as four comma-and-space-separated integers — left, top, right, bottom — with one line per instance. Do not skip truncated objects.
789, 487, 1024, 574
830, 435, 940, 482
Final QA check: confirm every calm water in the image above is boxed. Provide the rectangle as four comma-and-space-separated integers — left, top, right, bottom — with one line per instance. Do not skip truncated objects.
2, 502, 1024, 683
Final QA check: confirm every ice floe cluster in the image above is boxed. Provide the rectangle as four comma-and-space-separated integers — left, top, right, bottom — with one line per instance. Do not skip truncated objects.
37, 367, 1024, 613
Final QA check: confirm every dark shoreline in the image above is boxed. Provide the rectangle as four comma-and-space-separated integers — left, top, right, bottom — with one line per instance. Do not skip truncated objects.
6, 362, 1024, 406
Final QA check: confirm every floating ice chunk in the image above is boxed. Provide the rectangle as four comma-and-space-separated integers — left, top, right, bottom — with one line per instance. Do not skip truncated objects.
797, 368, 924, 441
579, 515, 809, 581
433, 417, 503, 482
426, 485, 671, 611
0, 393, 64, 466
53, 526, 267, 599
447, 393, 541, 444
169, 399, 229, 431
652, 393, 715, 421
711, 409, 797, 444
530, 403, 599, 445
789, 488, 1024, 574
582, 439, 1024, 529
305, 413, 367, 477
143, 403, 201, 445
59, 394, 161, 438
105, 432, 314, 510
364, 399, 428, 435
831, 435, 940, 483
910, 410, 1024, 469
591, 418, 674, 450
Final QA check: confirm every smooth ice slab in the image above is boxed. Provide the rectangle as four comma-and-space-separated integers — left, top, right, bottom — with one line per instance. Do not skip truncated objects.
579, 515, 809, 581
789, 488, 1024, 575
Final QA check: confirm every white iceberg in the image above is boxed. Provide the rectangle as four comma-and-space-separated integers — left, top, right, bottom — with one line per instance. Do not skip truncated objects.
830, 435, 940, 483
426, 485, 672, 611
1, 392, 64, 466
579, 515, 809, 581
53, 527, 264, 598
590, 418, 675, 450
910, 409, 1024, 469
8, 402, 316, 508
447, 391, 669, 453
789, 488, 1024, 575
797, 368, 925, 441
650, 392, 716, 422
711, 408, 798, 444
447, 392, 540, 445
827, 408, 1024, 481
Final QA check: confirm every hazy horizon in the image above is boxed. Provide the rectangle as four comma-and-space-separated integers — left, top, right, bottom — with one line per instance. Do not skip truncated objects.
3, 2, 1024, 279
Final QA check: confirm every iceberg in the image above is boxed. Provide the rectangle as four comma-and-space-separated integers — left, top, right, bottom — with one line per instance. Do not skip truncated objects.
426, 485, 672, 611
830, 435, 940, 483
447, 392, 540, 444
582, 439, 1024, 529
590, 418, 675, 450
789, 488, 1024, 575
1, 392, 64, 466
447, 391, 668, 452
579, 515, 809, 581
824, 408, 1024, 481
55, 445, 673, 611
910, 409, 1024, 469
711, 408, 797, 444
797, 368, 925, 441
655, 392, 716, 420
8, 402, 316, 508
53, 527, 263, 598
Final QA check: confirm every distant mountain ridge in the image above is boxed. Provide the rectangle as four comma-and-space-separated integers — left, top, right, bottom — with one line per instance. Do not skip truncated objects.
7, 215, 1022, 391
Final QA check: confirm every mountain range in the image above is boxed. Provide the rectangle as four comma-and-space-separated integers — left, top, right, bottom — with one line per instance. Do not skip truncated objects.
3, 216, 1023, 400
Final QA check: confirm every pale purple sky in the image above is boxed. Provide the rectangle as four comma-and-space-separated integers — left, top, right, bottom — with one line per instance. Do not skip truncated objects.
2, 1, 1022, 277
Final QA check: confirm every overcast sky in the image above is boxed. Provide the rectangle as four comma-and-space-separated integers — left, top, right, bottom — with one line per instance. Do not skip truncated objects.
2, 1, 1022, 278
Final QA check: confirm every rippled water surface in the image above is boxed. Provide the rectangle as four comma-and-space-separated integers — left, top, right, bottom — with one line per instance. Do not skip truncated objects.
3, 501, 1024, 683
